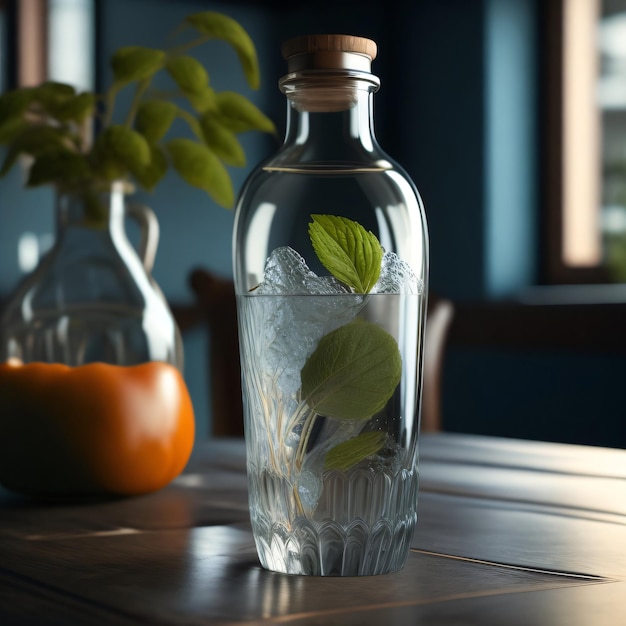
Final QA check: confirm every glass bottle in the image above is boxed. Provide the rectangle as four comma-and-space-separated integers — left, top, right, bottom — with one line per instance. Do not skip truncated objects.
233, 35, 428, 575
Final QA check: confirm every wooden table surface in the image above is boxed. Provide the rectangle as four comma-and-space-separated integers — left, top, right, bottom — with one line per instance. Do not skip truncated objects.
0, 433, 624, 625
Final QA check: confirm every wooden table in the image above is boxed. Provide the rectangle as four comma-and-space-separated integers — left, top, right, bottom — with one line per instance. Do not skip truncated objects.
1, 433, 624, 625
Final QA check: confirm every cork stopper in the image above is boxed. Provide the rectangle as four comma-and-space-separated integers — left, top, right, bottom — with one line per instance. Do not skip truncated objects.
282, 34, 377, 73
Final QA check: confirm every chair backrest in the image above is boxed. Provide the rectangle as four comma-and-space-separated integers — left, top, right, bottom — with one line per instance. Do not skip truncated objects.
421, 294, 455, 432
188, 270, 244, 437
187, 269, 454, 437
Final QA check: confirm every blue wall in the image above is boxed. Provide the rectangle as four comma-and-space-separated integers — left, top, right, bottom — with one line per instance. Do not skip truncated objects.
485, 0, 537, 296
0, 0, 279, 439
2, 0, 624, 447
98, 0, 281, 438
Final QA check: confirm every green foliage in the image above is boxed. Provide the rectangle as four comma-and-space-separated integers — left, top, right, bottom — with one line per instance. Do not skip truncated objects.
184, 11, 260, 89
135, 101, 178, 144
166, 56, 209, 96
0, 10, 275, 208
133, 144, 168, 191
606, 233, 626, 282
309, 214, 383, 293
200, 114, 245, 167
293, 219, 397, 473
166, 138, 233, 207
215, 91, 275, 133
0, 126, 74, 176
110, 46, 166, 86
300, 319, 402, 422
324, 431, 388, 471
27, 151, 91, 187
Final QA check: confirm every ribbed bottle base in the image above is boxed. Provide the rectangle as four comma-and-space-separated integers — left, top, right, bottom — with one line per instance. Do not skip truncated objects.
248, 466, 418, 576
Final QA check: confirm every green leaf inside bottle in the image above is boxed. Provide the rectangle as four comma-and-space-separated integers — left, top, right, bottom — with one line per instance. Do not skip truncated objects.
324, 431, 388, 471
309, 214, 382, 293
300, 318, 402, 422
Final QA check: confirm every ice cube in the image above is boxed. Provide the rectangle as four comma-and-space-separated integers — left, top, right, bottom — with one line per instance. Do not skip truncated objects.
296, 469, 322, 514
246, 247, 364, 426
257, 246, 349, 295
373, 251, 423, 295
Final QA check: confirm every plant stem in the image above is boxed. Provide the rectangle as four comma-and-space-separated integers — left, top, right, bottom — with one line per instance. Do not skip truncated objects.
103, 86, 119, 127
124, 77, 153, 128
167, 35, 210, 58
284, 400, 311, 437
292, 483, 306, 518
295, 411, 318, 472
176, 108, 204, 141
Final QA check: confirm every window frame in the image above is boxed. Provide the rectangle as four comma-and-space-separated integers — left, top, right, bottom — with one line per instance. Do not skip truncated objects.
540, 0, 612, 285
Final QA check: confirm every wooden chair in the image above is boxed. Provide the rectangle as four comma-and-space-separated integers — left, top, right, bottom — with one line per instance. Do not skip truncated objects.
186, 268, 454, 437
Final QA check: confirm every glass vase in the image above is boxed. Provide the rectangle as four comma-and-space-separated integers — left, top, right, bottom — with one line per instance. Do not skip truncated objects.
0, 182, 194, 497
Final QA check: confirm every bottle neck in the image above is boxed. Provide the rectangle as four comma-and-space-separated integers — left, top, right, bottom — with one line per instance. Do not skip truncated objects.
56, 182, 127, 241
276, 71, 385, 168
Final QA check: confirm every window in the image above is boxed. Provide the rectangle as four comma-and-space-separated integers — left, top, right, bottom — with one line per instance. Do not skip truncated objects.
9, 0, 94, 90
544, 0, 626, 284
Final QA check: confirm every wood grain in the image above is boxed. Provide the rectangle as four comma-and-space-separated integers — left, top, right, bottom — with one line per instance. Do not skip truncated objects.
0, 434, 624, 625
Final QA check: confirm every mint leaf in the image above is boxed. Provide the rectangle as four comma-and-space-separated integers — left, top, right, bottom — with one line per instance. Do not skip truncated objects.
300, 319, 401, 421
324, 431, 387, 471
309, 214, 382, 293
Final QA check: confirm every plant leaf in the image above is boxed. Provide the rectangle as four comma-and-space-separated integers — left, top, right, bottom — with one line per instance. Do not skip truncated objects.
324, 431, 388, 471
0, 118, 26, 145
0, 89, 35, 122
93, 125, 152, 181
135, 100, 178, 143
54, 92, 96, 123
185, 11, 260, 89
133, 144, 168, 191
27, 151, 91, 187
188, 86, 219, 114
34, 81, 75, 98
110, 46, 165, 86
309, 214, 383, 293
300, 319, 402, 421
0, 125, 72, 177
166, 55, 209, 96
215, 91, 275, 133
32, 82, 76, 112
166, 138, 234, 207
200, 114, 245, 167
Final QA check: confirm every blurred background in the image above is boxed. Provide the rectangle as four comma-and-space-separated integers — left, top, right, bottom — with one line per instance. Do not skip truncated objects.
1, 0, 625, 448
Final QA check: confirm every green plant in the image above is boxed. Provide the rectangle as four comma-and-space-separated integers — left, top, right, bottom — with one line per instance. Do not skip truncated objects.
0, 10, 275, 208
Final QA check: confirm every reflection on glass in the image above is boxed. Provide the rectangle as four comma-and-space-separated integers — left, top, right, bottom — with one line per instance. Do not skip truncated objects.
599, 1, 626, 280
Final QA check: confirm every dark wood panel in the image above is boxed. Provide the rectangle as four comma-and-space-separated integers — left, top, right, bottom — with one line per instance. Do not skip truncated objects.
448, 298, 626, 354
